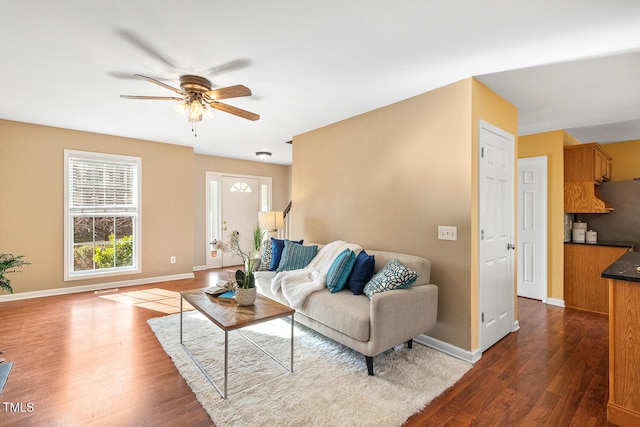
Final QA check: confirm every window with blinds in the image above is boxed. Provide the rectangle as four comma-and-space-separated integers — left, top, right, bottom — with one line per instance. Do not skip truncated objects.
64, 150, 141, 280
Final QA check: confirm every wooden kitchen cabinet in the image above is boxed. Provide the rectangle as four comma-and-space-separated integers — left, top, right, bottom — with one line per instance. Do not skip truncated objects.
602, 252, 640, 426
564, 243, 630, 314
564, 142, 613, 213
565, 142, 612, 184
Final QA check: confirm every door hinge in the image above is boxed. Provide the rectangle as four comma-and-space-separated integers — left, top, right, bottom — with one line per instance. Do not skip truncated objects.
481, 229, 485, 240
481, 147, 484, 158
482, 312, 484, 323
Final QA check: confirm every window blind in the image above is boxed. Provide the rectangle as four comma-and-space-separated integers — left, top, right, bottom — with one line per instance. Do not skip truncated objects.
69, 158, 137, 211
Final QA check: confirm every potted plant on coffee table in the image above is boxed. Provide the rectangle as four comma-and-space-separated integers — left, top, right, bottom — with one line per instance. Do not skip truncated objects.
0, 253, 30, 295
213, 224, 263, 306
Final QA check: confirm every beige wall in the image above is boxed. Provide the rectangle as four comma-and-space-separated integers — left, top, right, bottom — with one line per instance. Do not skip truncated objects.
0, 119, 194, 294
291, 78, 517, 352
603, 139, 640, 181
518, 130, 567, 302
192, 154, 291, 267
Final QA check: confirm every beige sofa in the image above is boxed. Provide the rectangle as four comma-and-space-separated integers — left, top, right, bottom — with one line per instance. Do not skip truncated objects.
254, 247, 438, 375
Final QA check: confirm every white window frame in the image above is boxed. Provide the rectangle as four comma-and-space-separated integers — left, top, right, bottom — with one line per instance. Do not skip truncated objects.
64, 150, 142, 281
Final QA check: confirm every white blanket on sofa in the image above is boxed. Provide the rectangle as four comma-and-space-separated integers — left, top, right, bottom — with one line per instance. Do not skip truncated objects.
270, 240, 362, 309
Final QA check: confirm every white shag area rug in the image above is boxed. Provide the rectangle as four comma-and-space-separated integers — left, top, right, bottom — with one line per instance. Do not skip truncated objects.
148, 311, 471, 427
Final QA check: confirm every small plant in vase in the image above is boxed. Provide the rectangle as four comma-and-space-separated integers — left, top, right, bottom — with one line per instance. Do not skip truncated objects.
213, 224, 263, 306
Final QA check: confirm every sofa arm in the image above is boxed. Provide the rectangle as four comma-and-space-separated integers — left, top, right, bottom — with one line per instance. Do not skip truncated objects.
368, 284, 438, 355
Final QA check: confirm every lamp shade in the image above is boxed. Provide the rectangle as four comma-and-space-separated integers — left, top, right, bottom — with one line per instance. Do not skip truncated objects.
259, 211, 284, 230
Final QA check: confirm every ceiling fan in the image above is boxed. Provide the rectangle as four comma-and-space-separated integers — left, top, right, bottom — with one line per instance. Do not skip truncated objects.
120, 74, 260, 125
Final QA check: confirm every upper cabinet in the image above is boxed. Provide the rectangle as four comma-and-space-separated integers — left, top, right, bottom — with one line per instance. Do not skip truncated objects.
593, 146, 612, 183
564, 143, 613, 213
565, 142, 612, 184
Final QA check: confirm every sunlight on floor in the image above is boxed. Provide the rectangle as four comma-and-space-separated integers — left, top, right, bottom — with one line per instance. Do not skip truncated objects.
99, 288, 194, 314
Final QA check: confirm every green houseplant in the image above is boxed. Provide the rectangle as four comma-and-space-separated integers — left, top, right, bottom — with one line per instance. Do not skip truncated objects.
213, 224, 263, 305
0, 253, 31, 294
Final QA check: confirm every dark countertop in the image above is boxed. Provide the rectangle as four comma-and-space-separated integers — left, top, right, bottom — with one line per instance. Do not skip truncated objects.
601, 252, 640, 283
565, 240, 636, 249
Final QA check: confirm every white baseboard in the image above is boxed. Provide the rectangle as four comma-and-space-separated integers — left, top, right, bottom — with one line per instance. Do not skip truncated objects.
192, 265, 208, 272
546, 298, 565, 307
0, 273, 195, 302
415, 334, 482, 364
513, 319, 520, 332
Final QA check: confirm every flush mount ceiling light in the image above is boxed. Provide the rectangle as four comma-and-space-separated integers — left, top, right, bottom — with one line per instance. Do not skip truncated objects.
120, 74, 260, 136
255, 151, 272, 160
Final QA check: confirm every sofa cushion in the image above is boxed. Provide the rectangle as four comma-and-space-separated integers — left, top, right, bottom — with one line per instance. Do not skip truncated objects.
300, 289, 371, 342
257, 240, 272, 271
348, 250, 375, 295
364, 258, 418, 297
277, 241, 318, 272
326, 249, 356, 293
269, 238, 303, 271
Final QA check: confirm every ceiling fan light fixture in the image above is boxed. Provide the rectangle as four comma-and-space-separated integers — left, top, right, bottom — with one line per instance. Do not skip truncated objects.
202, 108, 214, 120
256, 151, 272, 160
189, 98, 204, 120
121, 73, 259, 132
188, 112, 202, 122
175, 101, 189, 115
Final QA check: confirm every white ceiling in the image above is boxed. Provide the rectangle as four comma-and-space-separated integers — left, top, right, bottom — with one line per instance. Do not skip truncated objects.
2, 1, 640, 165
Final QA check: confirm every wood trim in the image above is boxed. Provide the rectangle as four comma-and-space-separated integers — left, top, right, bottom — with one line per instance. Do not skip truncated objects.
608, 402, 640, 427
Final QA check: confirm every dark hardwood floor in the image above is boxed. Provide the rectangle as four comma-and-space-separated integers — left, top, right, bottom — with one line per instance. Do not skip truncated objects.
406, 297, 612, 426
1, 270, 613, 426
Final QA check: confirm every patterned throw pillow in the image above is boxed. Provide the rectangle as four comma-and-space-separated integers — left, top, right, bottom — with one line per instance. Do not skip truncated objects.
276, 241, 318, 272
257, 240, 272, 271
326, 249, 357, 293
363, 259, 418, 298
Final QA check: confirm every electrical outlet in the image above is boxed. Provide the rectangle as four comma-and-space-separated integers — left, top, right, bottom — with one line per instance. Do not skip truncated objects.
170, 256, 176, 264
438, 226, 457, 241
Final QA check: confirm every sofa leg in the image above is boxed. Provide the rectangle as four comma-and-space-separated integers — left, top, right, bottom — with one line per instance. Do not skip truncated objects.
365, 356, 374, 376
407, 339, 413, 349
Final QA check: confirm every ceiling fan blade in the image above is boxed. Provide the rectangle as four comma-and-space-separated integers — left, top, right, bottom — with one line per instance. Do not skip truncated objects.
205, 85, 252, 100
120, 95, 184, 101
209, 102, 260, 121
117, 28, 176, 68
206, 59, 251, 75
134, 74, 185, 95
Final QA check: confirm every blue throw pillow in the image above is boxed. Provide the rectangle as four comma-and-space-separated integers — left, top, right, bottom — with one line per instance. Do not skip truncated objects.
326, 249, 357, 293
269, 238, 303, 271
277, 241, 318, 272
363, 259, 418, 298
348, 250, 375, 295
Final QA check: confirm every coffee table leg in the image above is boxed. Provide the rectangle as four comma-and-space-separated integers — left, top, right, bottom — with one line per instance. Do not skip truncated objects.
224, 331, 229, 399
290, 313, 294, 372
180, 295, 183, 344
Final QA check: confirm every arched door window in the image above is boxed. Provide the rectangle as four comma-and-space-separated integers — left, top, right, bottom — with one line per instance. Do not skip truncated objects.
229, 181, 253, 193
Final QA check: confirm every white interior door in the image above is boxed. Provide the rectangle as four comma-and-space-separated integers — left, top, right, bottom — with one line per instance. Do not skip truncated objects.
517, 157, 548, 301
206, 173, 271, 270
479, 120, 515, 352
221, 176, 260, 267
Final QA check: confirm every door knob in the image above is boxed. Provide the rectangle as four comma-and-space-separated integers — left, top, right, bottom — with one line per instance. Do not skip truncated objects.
507, 243, 516, 250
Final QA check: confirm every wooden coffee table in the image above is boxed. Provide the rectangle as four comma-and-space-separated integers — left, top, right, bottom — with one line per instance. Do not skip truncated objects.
179, 289, 295, 399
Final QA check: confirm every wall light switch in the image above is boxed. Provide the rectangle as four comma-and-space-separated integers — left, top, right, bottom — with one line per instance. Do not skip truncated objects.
438, 226, 457, 241
170, 256, 176, 264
